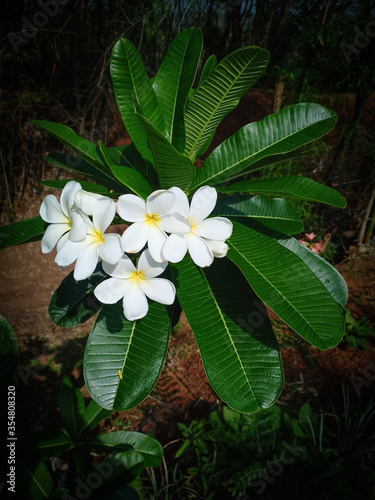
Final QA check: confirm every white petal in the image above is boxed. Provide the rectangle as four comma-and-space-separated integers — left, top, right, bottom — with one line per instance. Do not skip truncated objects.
122, 282, 149, 321
60, 181, 82, 216
41, 223, 70, 253
146, 190, 174, 216
162, 233, 188, 263
147, 224, 168, 262
168, 187, 189, 219
40, 195, 67, 224
187, 233, 214, 267
57, 231, 70, 252
158, 213, 191, 234
74, 243, 99, 280
138, 248, 168, 278
117, 194, 147, 222
94, 277, 131, 304
189, 186, 217, 224
194, 217, 233, 240
205, 239, 229, 258
69, 210, 88, 242
139, 278, 176, 305
98, 233, 124, 265
103, 254, 136, 279
93, 197, 116, 232
75, 190, 102, 216
122, 222, 149, 253
55, 237, 92, 267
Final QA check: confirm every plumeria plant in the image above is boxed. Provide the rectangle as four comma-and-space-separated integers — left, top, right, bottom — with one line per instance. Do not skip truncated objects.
0, 29, 348, 414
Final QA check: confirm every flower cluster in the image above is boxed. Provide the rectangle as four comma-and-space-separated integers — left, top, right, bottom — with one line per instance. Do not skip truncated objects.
40, 181, 232, 321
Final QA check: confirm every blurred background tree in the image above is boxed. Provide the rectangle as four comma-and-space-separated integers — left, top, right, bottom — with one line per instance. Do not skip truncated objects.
1, 0, 374, 249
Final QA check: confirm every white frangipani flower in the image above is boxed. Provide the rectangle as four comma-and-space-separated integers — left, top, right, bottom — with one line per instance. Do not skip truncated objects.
162, 186, 233, 267
39, 180, 87, 254
75, 189, 104, 216
55, 197, 124, 281
117, 190, 191, 263
94, 248, 176, 321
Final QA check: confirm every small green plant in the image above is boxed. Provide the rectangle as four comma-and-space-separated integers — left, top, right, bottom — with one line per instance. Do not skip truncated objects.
342, 308, 375, 350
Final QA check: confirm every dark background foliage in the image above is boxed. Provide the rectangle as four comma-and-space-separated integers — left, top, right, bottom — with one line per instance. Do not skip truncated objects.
1, 0, 375, 249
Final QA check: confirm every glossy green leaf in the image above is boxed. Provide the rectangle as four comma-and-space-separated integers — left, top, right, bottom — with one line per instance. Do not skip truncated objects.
84, 302, 171, 411
0, 216, 46, 250
40, 179, 118, 196
218, 175, 346, 208
154, 28, 202, 152
19, 461, 53, 500
137, 114, 196, 190
227, 221, 345, 349
99, 142, 153, 199
0, 315, 18, 384
59, 375, 85, 437
49, 266, 106, 328
171, 257, 284, 413
110, 38, 165, 162
21, 429, 72, 462
199, 54, 217, 84
213, 195, 303, 234
190, 103, 337, 191
32, 120, 110, 176
79, 399, 113, 436
184, 46, 270, 161
44, 152, 121, 189
83, 430, 163, 467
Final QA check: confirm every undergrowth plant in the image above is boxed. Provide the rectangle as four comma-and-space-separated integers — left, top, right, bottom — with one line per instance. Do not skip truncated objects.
0, 28, 348, 415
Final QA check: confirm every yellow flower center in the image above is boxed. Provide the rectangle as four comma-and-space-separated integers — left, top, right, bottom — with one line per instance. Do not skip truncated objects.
93, 228, 105, 243
146, 213, 160, 225
131, 270, 145, 283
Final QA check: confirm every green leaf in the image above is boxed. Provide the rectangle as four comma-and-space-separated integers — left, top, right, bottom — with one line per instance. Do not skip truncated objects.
190, 103, 337, 191
213, 195, 303, 234
79, 399, 113, 436
171, 257, 284, 414
110, 38, 165, 163
44, 152, 122, 189
218, 175, 346, 208
227, 220, 345, 349
0, 216, 46, 250
184, 46, 270, 161
0, 315, 18, 385
137, 113, 196, 190
154, 28, 203, 152
21, 429, 72, 462
59, 375, 85, 437
199, 55, 217, 84
32, 120, 111, 176
84, 302, 171, 411
99, 141, 154, 199
19, 461, 53, 500
49, 265, 106, 327
40, 179, 118, 196
83, 430, 163, 467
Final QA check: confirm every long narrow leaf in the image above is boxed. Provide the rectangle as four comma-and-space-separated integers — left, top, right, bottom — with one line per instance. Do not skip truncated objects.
184, 46, 270, 160
171, 257, 283, 414
213, 195, 303, 234
227, 220, 345, 349
84, 302, 171, 411
0, 217, 46, 250
154, 28, 202, 152
218, 175, 346, 208
110, 38, 165, 162
59, 375, 85, 437
190, 103, 337, 191
137, 114, 196, 190
79, 400, 113, 435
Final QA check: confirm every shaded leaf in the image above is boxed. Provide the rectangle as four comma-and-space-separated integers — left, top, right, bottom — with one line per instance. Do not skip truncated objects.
0, 216, 46, 250
59, 375, 85, 438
